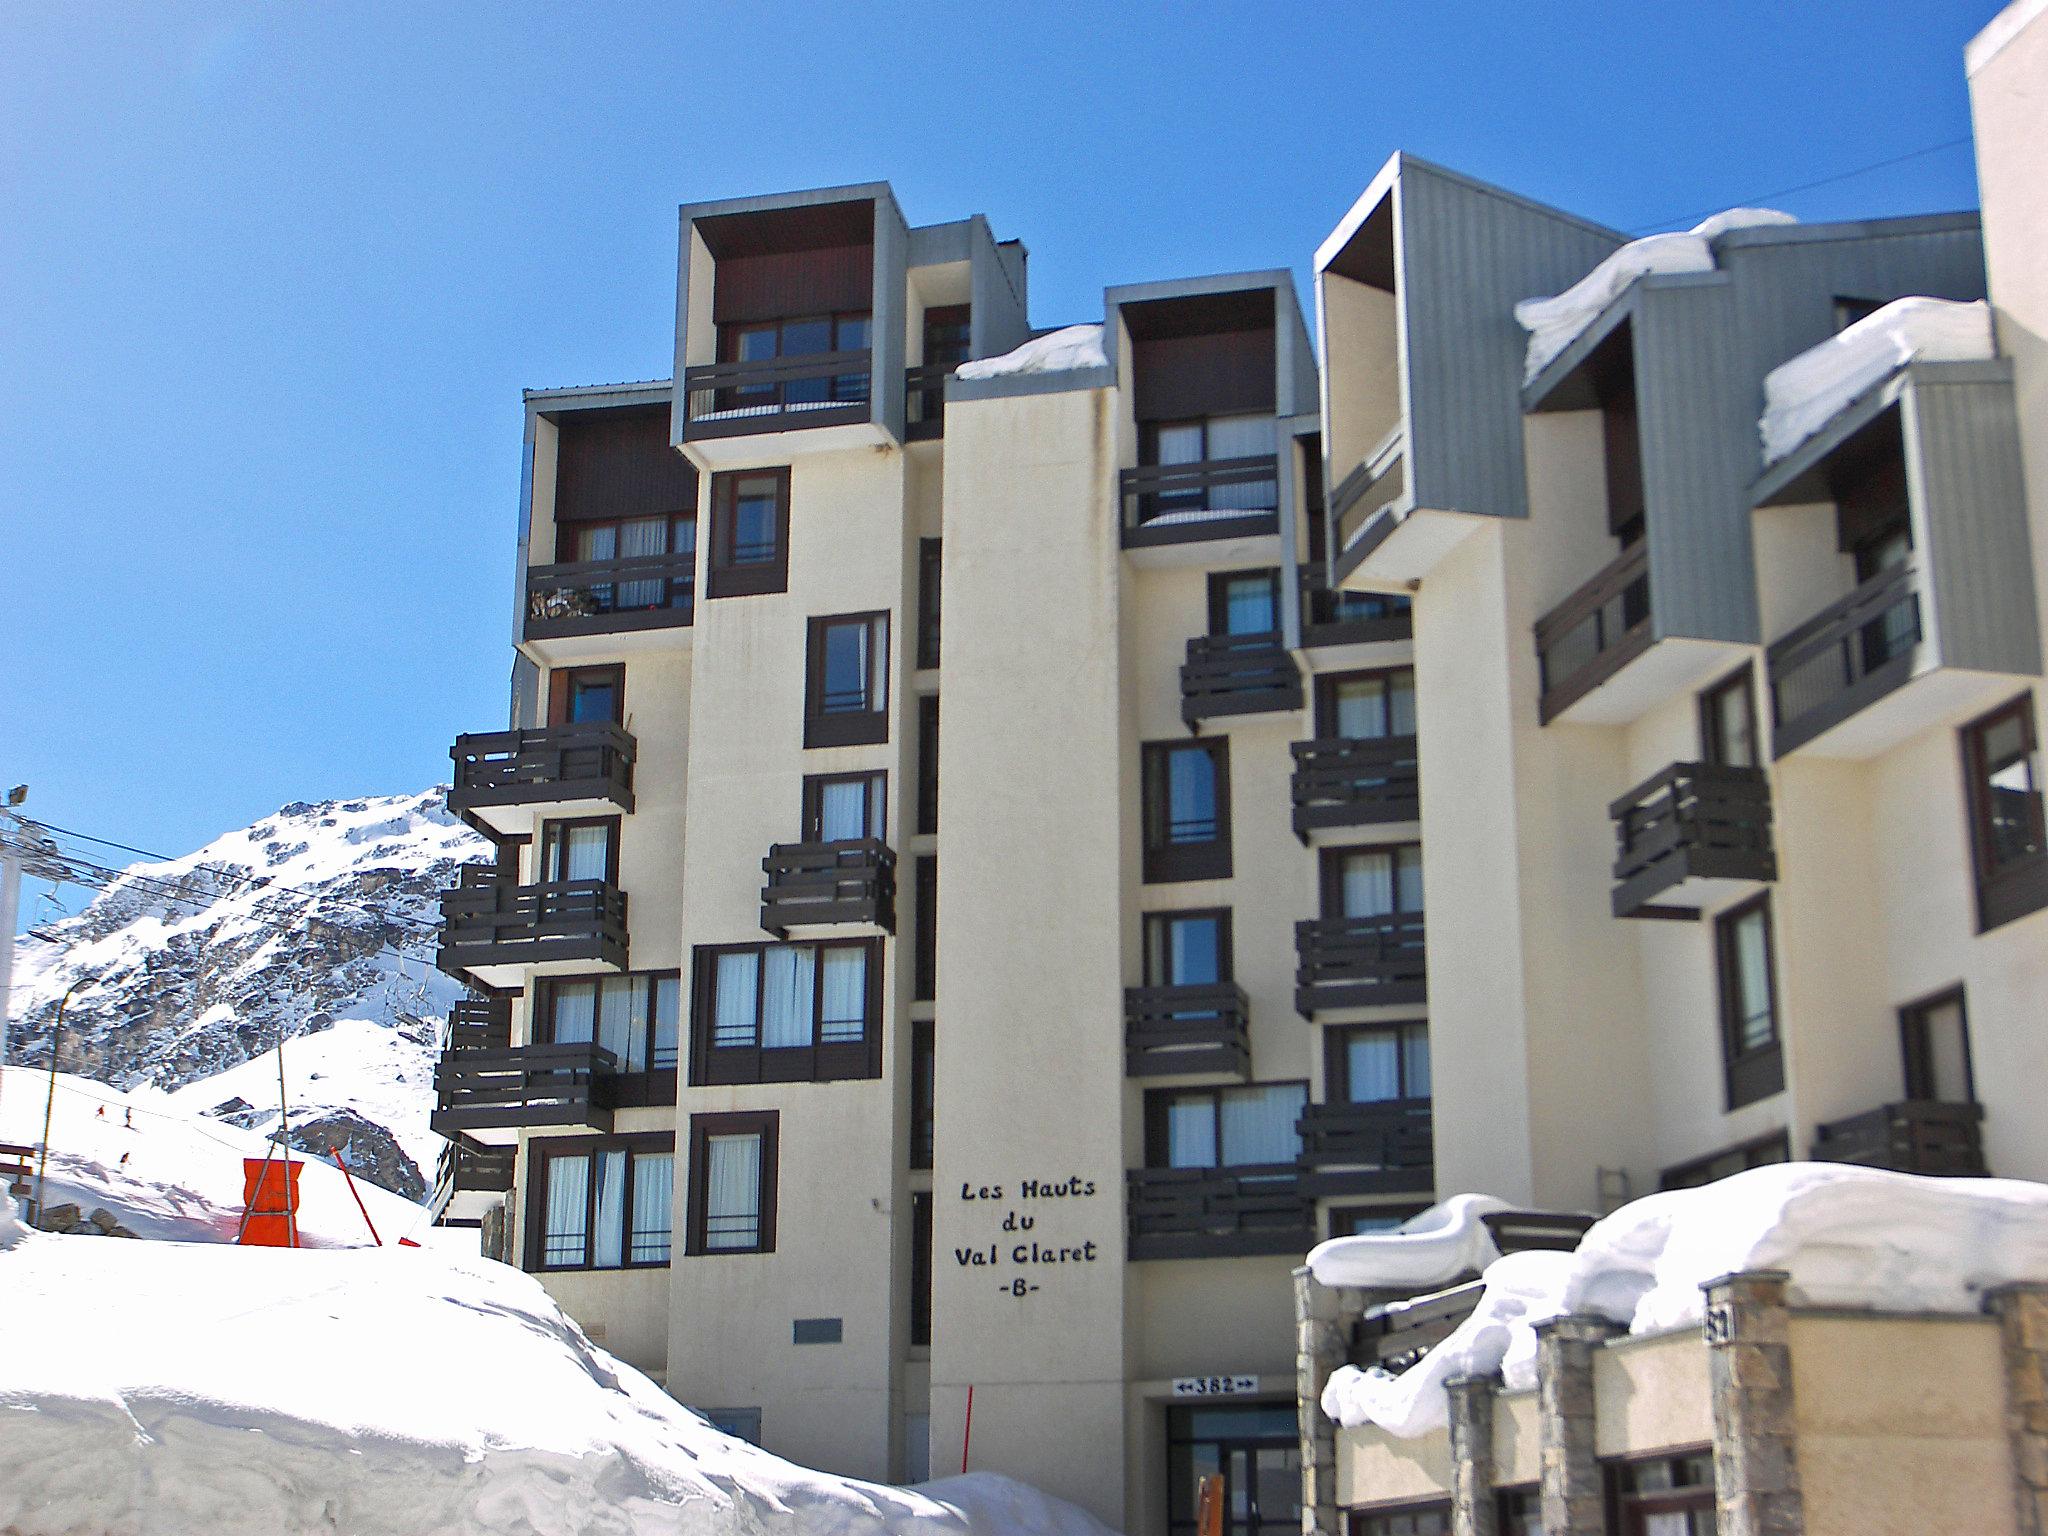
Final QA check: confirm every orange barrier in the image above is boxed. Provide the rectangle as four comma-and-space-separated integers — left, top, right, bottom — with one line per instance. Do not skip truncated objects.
238, 1157, 302, 1247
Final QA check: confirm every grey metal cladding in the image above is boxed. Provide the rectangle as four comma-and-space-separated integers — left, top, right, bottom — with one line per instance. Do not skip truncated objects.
1905, 362, 2042, 678
871, 195, 910, 440
1395, 161, 1622, 522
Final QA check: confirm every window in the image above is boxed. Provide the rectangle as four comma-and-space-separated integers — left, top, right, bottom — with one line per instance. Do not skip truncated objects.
1610, 1452, 1715, 1535
538, 817, 618, 884
536, 972, 681, 1076
1138, 414, 1278, 521
917, 538, 943, 670
548, 665, 624, 726
1208, 569, 1281, 637
1143, 909, 1232, 988
803, 771, 886, 843
1323, 844, 1423, 920
1962, 695, 2048, 931
1715, 895, 1783, 1108
1328, 1203, 1428, 1239
1142, 739, 1232, 883
1901, 987, 1975, 1104
805, 612, 890, 747
1147, 1082, 1308, 1170
1658, 1130, 1790, 1191
917, 695, 940, 836
910, 1190, 933, 1347
553, 516, 695, 619
910, 1019, 935, 1170
922, 306, 971, 370
705, 1408, 762, 1445
707, 468, 790, 598
1495, 1488, 1541, 1536
913, 855, 937, 1002
686, 1111, 778, 1256
1699, 666, 1759, 768
719, 312, 872, 404
526, 1134, 674, 1271
691, 940, 881, 1084
1317, 670, 1415, 740
1328, 1022, 1430, 1104
1351, 1504, 1449, 1536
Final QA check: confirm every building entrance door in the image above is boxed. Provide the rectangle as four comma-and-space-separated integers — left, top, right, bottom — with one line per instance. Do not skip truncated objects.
1167, 1404, 1300, 1536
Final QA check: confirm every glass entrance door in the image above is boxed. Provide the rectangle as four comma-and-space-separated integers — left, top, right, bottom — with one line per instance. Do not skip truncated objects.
1167, 1404, 1300, 1536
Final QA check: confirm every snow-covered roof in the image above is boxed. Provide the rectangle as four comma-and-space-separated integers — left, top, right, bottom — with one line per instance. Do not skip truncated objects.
954, 324, 1106, 381
1515, 209, 1797, 384
1319, 1165, 2048, 1440
1759, 296, 1996, 465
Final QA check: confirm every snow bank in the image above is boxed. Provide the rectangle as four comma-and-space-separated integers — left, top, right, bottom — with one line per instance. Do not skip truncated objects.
955, 324, 1106, 381
1306, 1194, 1511, 1291
1759, 296, 1996, 463
1322, 1164, 2048, 1438
0, 1208, 1115, 1536
1515, 209, 1797, 383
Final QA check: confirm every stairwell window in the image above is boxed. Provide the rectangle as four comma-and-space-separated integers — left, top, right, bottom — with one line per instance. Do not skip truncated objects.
1142, 739, 1232, 883
686, 1111, 778, 1256
1147, 1082, 1307, 1170
1715, 894, 1783, 1108
691, 940, 881, 1084
527, 1134, 674, 1272
1962, 694, 2048, 931
806, 612, 891, 747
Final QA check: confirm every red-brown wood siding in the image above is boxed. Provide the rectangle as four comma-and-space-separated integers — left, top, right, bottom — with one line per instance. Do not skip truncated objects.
713, 243, 873, 324
1132, 326, 1276, 421
553, 407, 697, 524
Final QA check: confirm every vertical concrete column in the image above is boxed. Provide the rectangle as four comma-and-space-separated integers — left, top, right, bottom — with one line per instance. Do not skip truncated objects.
1988, 1283, 2048, 1536
1703, 1271, 1804, 1536
1535, 1315, 1619, 1536
1446, 1373, 1500, 1536
1295, 1267, 1370, 1536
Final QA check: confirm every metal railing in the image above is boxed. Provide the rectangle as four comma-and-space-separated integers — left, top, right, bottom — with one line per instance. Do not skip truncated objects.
1119, 454, 1280, 546
681, 350, 873, 437
1534, 541, 1652, 724
430, 1040, 620, 1138
1609, 761, 1775, 916
1811, 1099, 1986, 1177
525, 551, 695, 640
1126, 1163, 1317, 1260
1767, 562, 1921, 756
436, 866, 628, 977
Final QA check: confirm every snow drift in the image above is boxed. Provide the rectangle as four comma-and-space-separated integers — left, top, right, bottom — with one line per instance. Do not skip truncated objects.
0, 1195, 1116, 1536
954, 324, 1106, 381
1514, 209, 1797, 383
1759, 296, 1996, 463
1305, 1194, 1511, 1291
1320, 1165, 2048, 1439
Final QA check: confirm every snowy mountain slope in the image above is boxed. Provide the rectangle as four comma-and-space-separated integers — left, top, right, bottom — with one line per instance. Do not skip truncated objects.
7, 790, 488, 1199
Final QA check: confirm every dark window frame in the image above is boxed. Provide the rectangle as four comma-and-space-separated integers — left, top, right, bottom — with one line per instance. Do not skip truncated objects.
917, 538, 943, 670
800, 769, 887, 843
1142, 738, 1233, 884
1348, 1501, 1452, 1536
1325, 1020, 1430, 1102
537, 815, 622, 885
1320, 842, 1424, 919
688, 938, 884, 1085
533, 969, 682, 1100
1699, 665, 1759, 768
685, 1110, 779, 1257
1961, 693, 2048, 932
1142, 1079, 1311, 1170
548, 664, 626, 726
1606, 1448, 1716, 1536
1327, 1201, 1430, 1240
1206, 567, 1282, 637
910, 1189, 933, 1347
1899, 984, 1976, 1104
1313, 667, 1416, 741
921, 305, 972, 370
913, 854, 937, 1002
1141, 907, 1235, 987
1715, 893, 1784, 1109
523, 1131, 677, 1273
805, 610, 891, 748
910, 1018, 935, 1170
706, 468, 791, 599
916, 694, 940, 836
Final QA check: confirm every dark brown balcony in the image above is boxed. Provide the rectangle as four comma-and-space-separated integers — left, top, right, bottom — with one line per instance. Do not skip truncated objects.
1126, 1164, 1316, 1261
1124, 984, 1252, 1078
1609, 762, 1776, 919
1810, 1100, 1987, 1177
904, 363, 949, 441
1181, 632, 1304, 726
447, 723, 635, 837
1534, 542, 1652, 725
1299, 571, 1413, 650
1767, 562, 1921, 757
1294, 913, 1427, 1016
1290, 737, 1420, 838
681, 350, 873, 439
436, 865, 628, 989
443, 997, 512, 1051
1296, 1098, 1434, 1198
431, 1135, 515, 1224
524, 552, 695, 643
429, 1040, 619, 1143
760, 839, 896, 938
1120, 455, 1280, 548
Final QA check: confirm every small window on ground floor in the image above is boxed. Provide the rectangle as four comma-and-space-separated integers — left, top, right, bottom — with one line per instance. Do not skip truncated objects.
1609, 1450, 1715, 1535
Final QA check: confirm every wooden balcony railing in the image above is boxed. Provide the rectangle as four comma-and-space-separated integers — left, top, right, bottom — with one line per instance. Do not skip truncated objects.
1181, 631, 1304, 726
1767, 562, 1921, 757
1120, 455, 1280, 548
904, 362, 949, 441
1534, 541, 1652, 724
525, 551, 695, 642
1296, 1098, 1434, 1197
429, 1040, 619, 1139
1124, 983, 1252, 1078
1328, 425, 1407, 559
1810, 1100, 1987, 1177
431, 1135, 515, 1215
1609, 761, 1775, 918
1294, 912, 1427, 1016
1290, 736, 1420, 837
442, 997, 512, 1052
436, 866, 628, 979
1299, 571, 1413, 649
1126, 1163, 1317, 1261
681, 349, 873, 439
447, 723, 636, 822
760, 839, 896, 937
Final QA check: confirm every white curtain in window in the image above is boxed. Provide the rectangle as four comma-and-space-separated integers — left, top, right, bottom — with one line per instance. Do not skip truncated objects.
1220, 1083, 1306, 1166
705, 1133, 762, 1249
1224, 578, 1277, 636
543, 1153, 590, 1266
1155, 422, 1204, 467
652, 978, 680, 1071
1166, 1099, 1217, 1169
713, 953, 759, 1048
818, 948, 866, 1043
630, 1152, 674, 1264
549, 981, 596, 1046
1206, 414, 1277, 512
616, 516, 668, 609
1346, 1033, 1403, 1102
819, 780, 869, 842
761, 946, 815, 1049
557, 825, 609, 883
1342, 852, 1396, 918
592, 1148, 627, 1269
599, 976, 643, 1072
1334, 680, 1388, 740
576, 525, 618, 561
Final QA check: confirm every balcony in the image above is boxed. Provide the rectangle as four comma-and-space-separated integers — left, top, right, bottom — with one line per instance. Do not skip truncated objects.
904, 363, 948, 442
1180, 632, 1303, 727
429, 1040, 619, 1146
1124, 984, 1252, 1078
1294, 913, 1427, 1016
524, 552, 695, 652
1534, 542, 1652, 724
760, 840, 896, 938
1126, 1164, 1317, 1261
430, 1135, 514, 1225
442, 997, 512, 1051
1120, 456, 1281, 550
446, 723, 635, 839
1290, 737, 1420, 839
1810, 1100, 1987, 1177
436, 865, 628, 991
1608, 762, 1775, 919
1327, 425, 1408, 578
1299, 571, 1413, 651
1297, 1098, 1433, 1198
681, 351, 873, 441
1766, 563, 1922, 758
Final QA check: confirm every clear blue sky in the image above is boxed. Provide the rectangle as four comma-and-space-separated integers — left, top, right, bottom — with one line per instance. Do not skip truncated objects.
0, 1, 1997, 878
